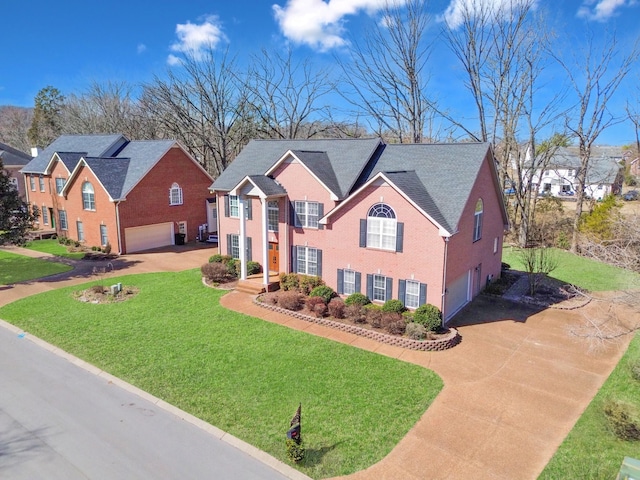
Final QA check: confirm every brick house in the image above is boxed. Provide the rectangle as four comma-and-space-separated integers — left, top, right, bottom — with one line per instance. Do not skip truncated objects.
21, 134, 213, 253
1, 141, 32, 199
210, 138, 509, 322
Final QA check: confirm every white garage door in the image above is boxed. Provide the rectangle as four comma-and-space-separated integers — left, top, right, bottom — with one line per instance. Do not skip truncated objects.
124, 223, 174, 253
445, 271, 470, 322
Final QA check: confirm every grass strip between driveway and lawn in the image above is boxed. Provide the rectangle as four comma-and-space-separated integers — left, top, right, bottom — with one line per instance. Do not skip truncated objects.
502, 246, 640, 292
540, 332, 640, 479
0, 269, 443, 479
24, 239, 86, 260
0, 249, 72, 285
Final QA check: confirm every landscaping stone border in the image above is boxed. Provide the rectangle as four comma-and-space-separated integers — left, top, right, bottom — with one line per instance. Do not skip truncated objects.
254, 296, 461, 352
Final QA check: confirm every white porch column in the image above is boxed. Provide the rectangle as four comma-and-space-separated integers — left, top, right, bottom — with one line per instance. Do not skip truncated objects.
261, 198, 269, 287
238, 197, 247, 280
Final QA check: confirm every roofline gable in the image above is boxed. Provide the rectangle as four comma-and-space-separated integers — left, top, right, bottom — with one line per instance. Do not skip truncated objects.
229, 175, 287, 199
44, 152, 72, 175
61, 157, 116, 202
265, 150, 340, 201
320, 171, 453, 237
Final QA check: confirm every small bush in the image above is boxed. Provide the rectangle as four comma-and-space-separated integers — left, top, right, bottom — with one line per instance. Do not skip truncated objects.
382, 312, 405, 335
413, 304, 442, 332
366, 308, 384, 328
345, 292, 371, 306
309, 285, 335, 303
246, 261, 262, 276
209, 254, 232, 263
201, 262, 231, 283
306, 296, 327, 317
382, 299, 406, 314
278, 291, 304, 311
279, 273, 299, 291
344, 304, 366, 323
327, 298, 346, 319
104, 242, 112, 254
226, 258, 240, 277
602, 399, 640, 441
90, 284, 105, 294
406, 322, 427, 340
402, 311, 414, 322
299, 275, 324, 295
285, 439, 305, 463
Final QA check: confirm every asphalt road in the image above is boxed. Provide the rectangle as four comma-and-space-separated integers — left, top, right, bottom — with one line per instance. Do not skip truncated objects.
0, 325, 298, 480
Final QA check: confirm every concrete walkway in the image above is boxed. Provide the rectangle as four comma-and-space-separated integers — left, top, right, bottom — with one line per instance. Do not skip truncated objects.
219, 290, 632, 479
1, 245, 633, 479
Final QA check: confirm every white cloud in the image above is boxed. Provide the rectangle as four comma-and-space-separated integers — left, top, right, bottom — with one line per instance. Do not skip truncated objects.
272, 0, 406, 51
137, 43, 147, 54
576, 0, 634, 21
441, 0, 539, 29
168, 15, 226, 63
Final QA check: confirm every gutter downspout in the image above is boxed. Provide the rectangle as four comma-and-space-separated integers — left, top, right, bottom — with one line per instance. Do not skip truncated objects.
115, 201, 123, 255
440, 236, 450, 327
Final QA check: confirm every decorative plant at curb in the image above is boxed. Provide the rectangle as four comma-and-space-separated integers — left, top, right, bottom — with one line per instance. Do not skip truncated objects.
286, 404, 305, 463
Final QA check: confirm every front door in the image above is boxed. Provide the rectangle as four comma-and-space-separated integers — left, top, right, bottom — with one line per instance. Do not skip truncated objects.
269, 242, 279, 273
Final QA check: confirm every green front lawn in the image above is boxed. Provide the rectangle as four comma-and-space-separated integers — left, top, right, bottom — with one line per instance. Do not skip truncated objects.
24, 239, 86, 259
0, 250, 72, 284
0, 269, 443, 479
540, 333, 640, 479
502, 246, 639, 292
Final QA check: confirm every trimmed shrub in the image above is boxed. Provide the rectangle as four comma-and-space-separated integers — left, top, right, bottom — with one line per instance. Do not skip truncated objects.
327, 298, 346, 319
345, 292, 371, 306
201, 262, 231, 283
209, 254, 232, 264
382, 299, 406, 314
246, 261, 262, 276
366, 308, 383, 328
406, 322, 427, 340
278, 291, 304, 311
602, 399, 640, 441
226, 258, 240, 277
285, 439, 305, 463
413, 304, 442, 332
299, 275, 324, 295
344, 304, 366, 323
306, 296, 327, 317
309, 285, 335, 303
279, 273, 299, 291
382, 312, 405, 335
402, 311, 415, 323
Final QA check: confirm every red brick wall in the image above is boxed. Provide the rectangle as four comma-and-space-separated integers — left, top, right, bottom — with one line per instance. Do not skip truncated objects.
118, 146, 212, 252
24, 161, 74, 234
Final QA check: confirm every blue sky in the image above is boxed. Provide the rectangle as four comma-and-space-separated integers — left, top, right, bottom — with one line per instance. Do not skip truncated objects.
2, 0, 639, 145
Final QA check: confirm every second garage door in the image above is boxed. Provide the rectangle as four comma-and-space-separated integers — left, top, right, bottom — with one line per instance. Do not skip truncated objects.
445, 271, 470, 322
124, 223, 174, 253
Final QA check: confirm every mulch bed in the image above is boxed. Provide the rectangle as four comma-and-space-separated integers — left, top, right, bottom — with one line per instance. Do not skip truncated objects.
73, 285, 140, 304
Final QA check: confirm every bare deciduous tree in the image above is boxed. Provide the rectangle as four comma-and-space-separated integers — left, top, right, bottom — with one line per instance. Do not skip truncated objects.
0, 106, 32, 152
244, 47, 333, 140
552, 31, 639, 252
336, 0, 434, 143
141, 48, 250, 178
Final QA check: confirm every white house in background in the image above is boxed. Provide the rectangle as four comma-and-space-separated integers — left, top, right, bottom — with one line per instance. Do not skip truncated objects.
529, 146, 624, 200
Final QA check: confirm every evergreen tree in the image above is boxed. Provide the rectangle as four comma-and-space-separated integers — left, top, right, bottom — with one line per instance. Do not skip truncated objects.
0, 159, 38, 245
28, 86, 64, 148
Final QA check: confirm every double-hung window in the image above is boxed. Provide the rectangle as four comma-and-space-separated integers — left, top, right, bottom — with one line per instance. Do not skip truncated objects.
77, 221, 85, 241
59, 210, 68, 230
55, 178, 65, 194
229, 195, 239, 217
404, 280, 421, 309
296, 246, 319, 276
473, 199, 483, 242
229, 234, 240, 258
367, 203, 396, 250
294, 201, 319, 228
41, 206, 49, 225
100, 225, 108, 246
39, 175, 45, 192
29, 176, 35, 191
82, 182, 95, 210
268, 201, 279, 232
169, 182, 183, 205
372, 274, 387, 302
343, 270, 356, 295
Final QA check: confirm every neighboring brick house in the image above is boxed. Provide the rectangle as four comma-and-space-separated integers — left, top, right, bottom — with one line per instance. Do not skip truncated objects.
21, 134, 213, 253
210, 138, 509, 322
1, 142, 32, 199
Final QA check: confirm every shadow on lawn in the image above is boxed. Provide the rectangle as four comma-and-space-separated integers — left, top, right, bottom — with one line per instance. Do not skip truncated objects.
449, 294, 545, 328
301, 442, 340, 468
18, 257, 143, 285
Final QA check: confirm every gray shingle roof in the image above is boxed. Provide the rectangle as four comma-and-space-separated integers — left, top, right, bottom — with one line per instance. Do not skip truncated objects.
0, 142, 31, 166
245, 175, 287, 196
56, 152, 87, 171
84, 157, 131, 199
369, 143, 493, 234
547, 147, 622, 184
21, 134, 127, 174
115, 140, 175, 197
212, 138, 382, 198
290, 150, 341, 198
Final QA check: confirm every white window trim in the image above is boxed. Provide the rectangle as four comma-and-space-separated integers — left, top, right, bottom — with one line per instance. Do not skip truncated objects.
296, 246, 318, 276
82, 182, 96, 211
404, 279, 420, 309
268, 200, 279, 232
473, 199, 483, 242
39, 175, 45, 192
41, 205, 49, 225
229, 195, 240, 218
59, 210, 68, 230
100, 225, 108, 246
367, 203, 397, 251
294, 201, 319, 229
230, 233, 240, 259
29, 176, 36, 191
373, 274, 387, 302
343, 269, 356, 295
170, 183, 183, 205
55, 177, 66, 194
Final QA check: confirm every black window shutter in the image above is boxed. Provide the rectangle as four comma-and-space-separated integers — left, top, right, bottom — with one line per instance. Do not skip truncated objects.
359, 219, 367, 248
316, 249, 322, 277
291, 246, 298, 273
337, 269, 344, 294
355, 272, 362, 293
317, 203, 324, 230
290, 201, 299, 227
226, 234, 232, 256
224, 195, 230, 217
246, 237, 252, 261
366, 274, 373, 300
246, 199, 252, 220
396, 222, 404, 252
398, 279, 406, 303
419, 283, 427, 306
385, 277, 393, 301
